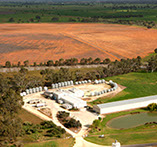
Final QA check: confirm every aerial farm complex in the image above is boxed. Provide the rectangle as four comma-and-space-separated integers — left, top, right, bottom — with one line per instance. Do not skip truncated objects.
21, 79, 118, 111
21, 79, 157, 115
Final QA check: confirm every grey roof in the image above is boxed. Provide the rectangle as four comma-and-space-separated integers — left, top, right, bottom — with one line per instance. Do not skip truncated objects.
96, 95, 157, 109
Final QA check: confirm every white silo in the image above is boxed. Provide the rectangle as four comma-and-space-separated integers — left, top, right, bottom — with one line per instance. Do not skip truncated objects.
26, 89, 29, 95
20, 93, 23, 97
23, 92, 27, 96
44, 86, 48, 91
29, 88, 33, 94
32, 88, 36, 93
39, 86, 42, 92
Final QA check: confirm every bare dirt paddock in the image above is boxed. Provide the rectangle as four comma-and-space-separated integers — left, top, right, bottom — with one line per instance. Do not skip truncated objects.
0, 23, 157, 65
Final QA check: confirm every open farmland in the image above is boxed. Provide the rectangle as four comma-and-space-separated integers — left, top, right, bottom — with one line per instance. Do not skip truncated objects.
0, 23, 157, 65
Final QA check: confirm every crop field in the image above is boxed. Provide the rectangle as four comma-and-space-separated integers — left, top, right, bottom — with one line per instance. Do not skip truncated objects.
0, 23, 157, 65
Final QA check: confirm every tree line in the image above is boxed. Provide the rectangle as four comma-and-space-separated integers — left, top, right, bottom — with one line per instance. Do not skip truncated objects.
2, 57, 111, 68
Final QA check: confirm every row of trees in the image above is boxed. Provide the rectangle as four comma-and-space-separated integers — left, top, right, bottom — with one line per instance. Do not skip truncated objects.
3, 57, 111, 68
40, 56, 142, 86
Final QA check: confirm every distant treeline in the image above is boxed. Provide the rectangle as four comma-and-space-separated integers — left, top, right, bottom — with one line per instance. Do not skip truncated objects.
2, 57, 111, 68
1, 0, 157, 4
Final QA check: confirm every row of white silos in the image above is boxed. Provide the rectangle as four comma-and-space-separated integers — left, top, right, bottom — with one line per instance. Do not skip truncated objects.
20, 86, 48, 97
94, 79, 106, 84
52, 80, 74, 89
75, 79, 91, 85
90, 80, 118, 96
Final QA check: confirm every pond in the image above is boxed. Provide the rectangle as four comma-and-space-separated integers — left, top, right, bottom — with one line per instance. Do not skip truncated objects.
107, 112, 157, 129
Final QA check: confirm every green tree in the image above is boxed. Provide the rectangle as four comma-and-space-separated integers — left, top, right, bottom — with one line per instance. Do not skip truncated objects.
47, 60, 54, 66
17, 61, 21, 67
9, 17, 15, 22
103, 58, 111, 64
147, 103, 157, 112
5, 61, 11, 68
23, 60, 29, 67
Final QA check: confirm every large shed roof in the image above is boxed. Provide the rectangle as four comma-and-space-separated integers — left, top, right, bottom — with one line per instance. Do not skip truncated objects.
96, 95, 157, 109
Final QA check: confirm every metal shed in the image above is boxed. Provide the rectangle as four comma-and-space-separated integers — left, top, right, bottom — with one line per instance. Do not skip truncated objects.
93, 95, 157, 114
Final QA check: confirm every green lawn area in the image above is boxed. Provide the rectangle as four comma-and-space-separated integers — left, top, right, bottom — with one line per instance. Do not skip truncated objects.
85, 109, 157, 145
24, 138, 74, 147
90, 71, 157, 105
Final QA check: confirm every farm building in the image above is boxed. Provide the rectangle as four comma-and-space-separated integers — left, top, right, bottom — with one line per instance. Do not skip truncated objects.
53, 89, 87, 109
69, 88, 84, 97
93, 95, 157, 114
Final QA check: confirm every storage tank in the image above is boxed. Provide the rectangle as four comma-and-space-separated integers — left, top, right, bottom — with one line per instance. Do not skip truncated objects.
44, 86, 48, 91
94, 91, 98, 96
102, 79, 105, 83
67, 81, 70, 85
88, 80, 91, 83
61, 82, 64, 87
36, 87, 39, 92
94, 80, 98, 84
70, 80, 74, 85
84, 80, 87, 84
64, 82, 67, 86
103, 89, 107, 93
39, 86, 42, 92
32, 88, 35, 93
75, 82, 78, 85
26, 89, 29, 95
54, 83, 58, 88
20, 93, 23, 97
23, 92, 27, 96
29, 88, 33, 94
98, 80, 101, 84
107, 89, 110, 92
52, 84, 55, 89
58, 83, 61, 87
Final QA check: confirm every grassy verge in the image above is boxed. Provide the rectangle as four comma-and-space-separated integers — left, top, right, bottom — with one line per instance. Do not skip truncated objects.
24, 138, 74, 147
18, 108, 44, 124
90, 72, 157, 105
85, 109, 157, 145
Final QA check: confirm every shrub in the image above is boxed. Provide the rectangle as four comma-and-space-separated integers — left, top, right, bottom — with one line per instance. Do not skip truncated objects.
147, 103, 157, 112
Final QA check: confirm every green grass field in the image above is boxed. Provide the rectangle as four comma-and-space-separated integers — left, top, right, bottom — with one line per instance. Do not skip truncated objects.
24, 138, 74, 147
90, 71, 157, 105
0, 3, 157, 23
85, 109, 157, 145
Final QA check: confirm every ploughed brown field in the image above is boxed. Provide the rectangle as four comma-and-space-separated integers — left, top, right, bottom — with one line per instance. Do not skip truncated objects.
0, 23, 157, 65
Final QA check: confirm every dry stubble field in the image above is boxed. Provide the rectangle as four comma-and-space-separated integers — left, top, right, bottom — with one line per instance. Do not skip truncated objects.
0, 23, 157, 65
